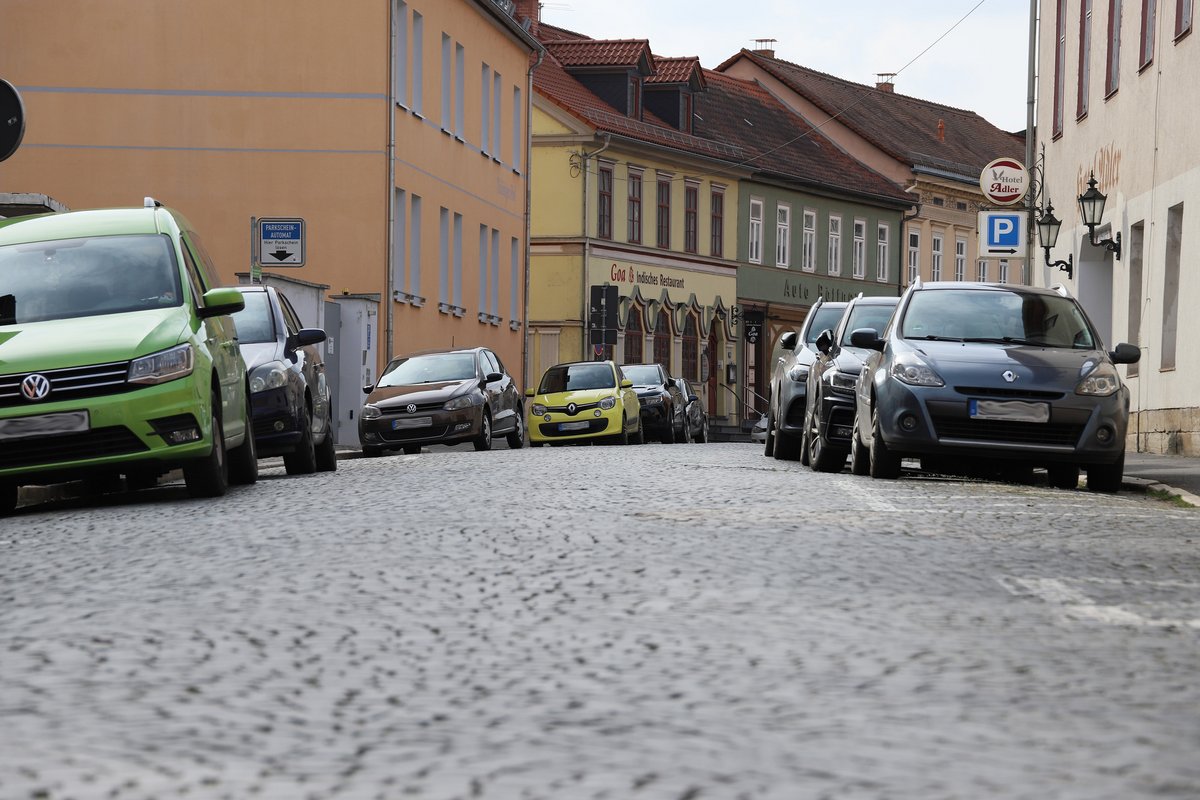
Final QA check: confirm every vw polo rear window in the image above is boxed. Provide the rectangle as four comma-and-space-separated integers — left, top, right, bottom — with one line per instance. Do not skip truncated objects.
0, 234, 182, 325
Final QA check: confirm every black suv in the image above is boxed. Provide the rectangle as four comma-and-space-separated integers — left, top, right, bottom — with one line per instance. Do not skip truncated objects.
621, 363, 685, 443
764, 298, 848, 462
804, 294, 899, 472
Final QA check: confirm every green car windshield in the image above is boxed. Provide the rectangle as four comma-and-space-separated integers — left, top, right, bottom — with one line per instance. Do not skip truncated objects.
0, 234, 183, 325
378, 352, 478, 386
539, 363, 616, 393
901, 288, 1097, 349
229, 292, 277, 344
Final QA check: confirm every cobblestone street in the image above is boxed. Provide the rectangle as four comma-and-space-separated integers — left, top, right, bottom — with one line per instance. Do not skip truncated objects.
2, 443, 1198, 800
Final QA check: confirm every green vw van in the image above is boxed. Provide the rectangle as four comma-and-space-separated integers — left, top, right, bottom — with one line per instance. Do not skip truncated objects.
0, 198, 257, 514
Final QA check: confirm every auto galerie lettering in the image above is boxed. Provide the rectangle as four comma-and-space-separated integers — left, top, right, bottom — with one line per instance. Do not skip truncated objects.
610, 264, 685, 289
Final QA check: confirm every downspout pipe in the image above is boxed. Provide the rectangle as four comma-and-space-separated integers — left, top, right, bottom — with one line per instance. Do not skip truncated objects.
579, 133, 612, 360
522, 46, 544, 391
385, 0, 397, 362
901, 197, 922, 291
1025, 0, 1038, 284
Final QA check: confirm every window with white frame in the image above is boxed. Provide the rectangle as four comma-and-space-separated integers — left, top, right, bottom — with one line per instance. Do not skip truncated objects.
802, 210, 816, 272
478, 225, 488, 315
955, 237, 966, 281
907, 229, 920, 284
393, 188, 407, 299
828, 215, 842, 275
395, 1, 408, 108
411, 11, 423, 116
440, 34, 452, 132
480, 64, 491, 155
492, 71, 502, 162
999, 258, 1010, 284
876, 223, 890, 282
977, 258, 988, 281
455, 44, 465, 138
510, 237, 519, 323
852, 218, 866, 278
931, 233, 943, 281
490, 228, 500, 318
439, 207, 450, 304
452, 213, 462, 307
511, 85, 521, 169
776, 203, 791, 267
409, 194, 422, 297
749, 198, 763, 264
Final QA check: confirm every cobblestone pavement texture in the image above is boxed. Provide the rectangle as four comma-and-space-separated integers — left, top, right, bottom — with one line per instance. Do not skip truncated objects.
2, 443, 1199, 800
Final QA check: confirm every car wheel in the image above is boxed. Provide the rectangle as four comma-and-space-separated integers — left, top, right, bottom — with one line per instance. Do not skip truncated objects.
694, 418, 707, 444
1047, 463, 1080, 490
610, 415, 630, 445
630, 417, 644, 445
228, 392, 259, 485
798, 414, 811, 467
506, 412, 526, 449
284, 404, 318, 475
763, 405, 776, 456
868, 405, 901, 479
473, 410, 493, 451
184, 399, 229, 498
674, 416, 687, 444
315, 405, 338, 472
850, 415, 870, 476
660, 420, 675, 444
809, 407, 846, 473
1087, 451, 1125, 493
0, 482, 16, 516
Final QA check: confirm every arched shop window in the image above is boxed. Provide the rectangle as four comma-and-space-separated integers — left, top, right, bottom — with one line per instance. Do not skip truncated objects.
653, 308, 672, 367
682, 313, 699, 381
624, 307, 644, 364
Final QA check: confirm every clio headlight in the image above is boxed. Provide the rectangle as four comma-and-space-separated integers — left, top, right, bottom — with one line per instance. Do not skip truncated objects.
128, 343, 194, 385
1076, 362, 1121, 396
890, 354, 944, 387
249, 362, 288, 393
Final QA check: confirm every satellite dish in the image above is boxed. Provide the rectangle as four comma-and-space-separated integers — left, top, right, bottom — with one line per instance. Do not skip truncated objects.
1, 79, 27, 163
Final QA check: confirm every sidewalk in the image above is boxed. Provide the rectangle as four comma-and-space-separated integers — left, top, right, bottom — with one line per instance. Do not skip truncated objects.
1122, 452, 1200, 507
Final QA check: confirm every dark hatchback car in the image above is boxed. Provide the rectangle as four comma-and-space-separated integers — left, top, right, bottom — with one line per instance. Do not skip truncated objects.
804, 294, 899, 472
359, 347, 523, 456
764, 298, 848, 461
849, 282, 1139, 491
232, 286, 336, 474
622, 363, 685, 443
671, 377, 709, 443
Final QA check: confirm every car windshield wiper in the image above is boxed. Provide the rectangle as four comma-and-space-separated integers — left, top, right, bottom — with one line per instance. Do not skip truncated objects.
960, 336, 1057, 347
909, 334, 963, 342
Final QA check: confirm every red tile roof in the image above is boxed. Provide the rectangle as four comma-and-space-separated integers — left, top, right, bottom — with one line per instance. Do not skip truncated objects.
648, 56, 703, 87
695, 71, 911, 206
542, 39, 654, 70
717, 50, 1024, 180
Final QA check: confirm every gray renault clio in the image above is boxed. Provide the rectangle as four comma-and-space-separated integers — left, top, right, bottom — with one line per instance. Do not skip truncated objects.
849, 281, 1140, 491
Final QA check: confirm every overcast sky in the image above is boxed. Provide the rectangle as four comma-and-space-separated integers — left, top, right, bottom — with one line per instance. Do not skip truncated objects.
539, 0, 1034, 134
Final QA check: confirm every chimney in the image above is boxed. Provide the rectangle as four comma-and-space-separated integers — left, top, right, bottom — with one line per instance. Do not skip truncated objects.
937, 118, 945, 142
875, 73, 895, 92
752, 38, 777, 58
514, 0, 540, 37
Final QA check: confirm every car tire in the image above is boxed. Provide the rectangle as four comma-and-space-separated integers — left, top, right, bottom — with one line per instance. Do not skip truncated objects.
473, 410, 493, 452
660, 420, 675, 445
184, 400, 229, 498
228, 393, 259, 485
694, 418, 707, 444
763, 405, 776, 456
809, 408, 847, 473
315, 405, 338, 472
1047, 463, 1080, 490
630, 418, 644, 445
506, 412, 526, 449
284, 404, 318, 475
1087, 452, 1125, 493
798, 416, 811, 467
868, 405, 902, 479
850, 415, 870, 476
673, 416, 687, 444
0, 482, 16, 516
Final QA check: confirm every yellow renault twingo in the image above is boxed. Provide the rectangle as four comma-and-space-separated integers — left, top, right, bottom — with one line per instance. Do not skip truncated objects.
526, 360, 641, 446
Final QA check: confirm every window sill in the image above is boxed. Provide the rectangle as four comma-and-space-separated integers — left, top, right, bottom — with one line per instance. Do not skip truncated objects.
509, 320, 522, 332
439, 302, 465, 317
411, 110, 425, 120
1075, 110, 1088, 123
1175, 26, 1193, 43
1138, 58, 1154, 74
1104, 86, 1119, 101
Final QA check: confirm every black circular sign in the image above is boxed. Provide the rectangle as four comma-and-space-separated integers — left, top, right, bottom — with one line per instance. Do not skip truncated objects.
1, 79, 27, 163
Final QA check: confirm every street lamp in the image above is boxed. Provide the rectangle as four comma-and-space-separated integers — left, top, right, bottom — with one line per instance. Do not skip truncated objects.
1077, 171, 1122, 260
1036, 201, 1073, 279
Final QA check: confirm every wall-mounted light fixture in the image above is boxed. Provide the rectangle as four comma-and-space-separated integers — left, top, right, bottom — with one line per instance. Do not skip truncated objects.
1035, 202, 1073, 280
1077, 171, 1121, 260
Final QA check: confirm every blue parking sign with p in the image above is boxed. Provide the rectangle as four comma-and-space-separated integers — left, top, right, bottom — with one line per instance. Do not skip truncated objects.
989, 214, 1020, 247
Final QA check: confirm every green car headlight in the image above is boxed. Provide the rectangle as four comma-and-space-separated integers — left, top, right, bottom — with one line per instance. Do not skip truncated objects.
531, 403, 547, 416
249, 362, 288, 393
128, 343, 194, 385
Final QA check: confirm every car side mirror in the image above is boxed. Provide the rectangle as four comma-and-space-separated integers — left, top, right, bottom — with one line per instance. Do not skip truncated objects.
1109, 342, 1141, 364
849, 328, 884, 352
815, 329, 834, 355
620, 378, 633, 388
779, 331, 798, 351
289, 327, 327, 349
482, 371, 503, 386
362, 384, 374, 395
687, 393, 699, 404
525, 388, 536, 397
197, 287, 245, 319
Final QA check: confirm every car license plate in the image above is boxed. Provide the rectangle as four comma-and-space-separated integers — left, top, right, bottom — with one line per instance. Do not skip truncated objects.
559, 421, 589, 431
969, 399, 1050, 423
0, 410, 90, 440
392, 416, 432, 430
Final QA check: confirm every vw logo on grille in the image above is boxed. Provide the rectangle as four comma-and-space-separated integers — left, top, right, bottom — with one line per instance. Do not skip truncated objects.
406, 403, 417, 413
21, 373, 51, 401
1002, 370, 1017, 383
566, 403, 578, 415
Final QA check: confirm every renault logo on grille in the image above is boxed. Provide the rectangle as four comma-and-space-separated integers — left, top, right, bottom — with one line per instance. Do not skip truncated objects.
1002, 370, 1017, 383
21, 373, 51, 401
406, 403, 417, 413
566, 403, 578, 415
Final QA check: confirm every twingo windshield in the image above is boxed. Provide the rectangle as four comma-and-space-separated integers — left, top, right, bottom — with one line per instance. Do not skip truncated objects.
804, 305, 846, 345
229, 292, 276, 344
839, 301, 897, 345
620, 365, 663, 385
900, 288, 1097, 349
0, 234, 182, 325
378, 352, 478, 386
538, 363, 616, 393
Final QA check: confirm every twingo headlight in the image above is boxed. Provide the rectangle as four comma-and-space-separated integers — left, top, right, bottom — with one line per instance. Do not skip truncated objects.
361, 404, 382, 420
787, 365, 810, 382
530, 403, 547, 416
128, 343, 194, 385
599, 396, 617, 410
249, 362, 288, 393
1076, 362, 1121, 396
827, 370, 858, 395
890, 354, 944, 387
444, 393, 479, 411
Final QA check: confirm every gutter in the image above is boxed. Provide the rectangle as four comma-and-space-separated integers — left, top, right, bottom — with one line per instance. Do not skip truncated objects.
522, 46, 544, 391
384, 0, 396, 362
